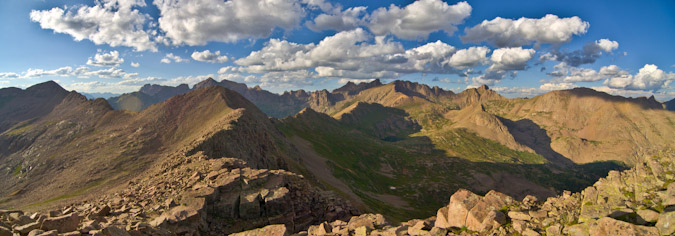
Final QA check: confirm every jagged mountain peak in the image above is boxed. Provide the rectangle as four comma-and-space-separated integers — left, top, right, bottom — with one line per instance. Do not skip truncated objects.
333, 79, 383, 95
192, 77, 220, 90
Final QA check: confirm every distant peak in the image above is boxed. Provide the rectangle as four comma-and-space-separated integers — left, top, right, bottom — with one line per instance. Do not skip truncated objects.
26, 80, 67, 94
193, 77, 221, 90
27, 80, 62, 89
478, 85, 489, 90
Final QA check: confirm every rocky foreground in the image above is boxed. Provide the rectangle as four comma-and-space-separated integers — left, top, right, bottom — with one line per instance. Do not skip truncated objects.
1, 151, 673, 236
0, 149, 356, 236
238, 151, 675, 236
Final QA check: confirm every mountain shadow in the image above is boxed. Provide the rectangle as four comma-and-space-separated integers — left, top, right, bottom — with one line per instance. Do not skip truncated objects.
498, 117, 575, 166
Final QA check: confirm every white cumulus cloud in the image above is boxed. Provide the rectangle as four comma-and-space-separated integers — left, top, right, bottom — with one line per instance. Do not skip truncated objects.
446, 46, 490, 70
307, 6, 367, 32
130, 62, 140, 67
235, 28, 484, 83
191, 50, 229, 63
462, 14, 589, 47
595, 39, 619, 53
161, 53, 189, 64
368, 0, 472, 40
605, 64, 675, 91
488, 47, 535, 71
549, 62, 628, 83
86, 51, 124, 67
30, 0, 156, 51
154, 0, 306, 45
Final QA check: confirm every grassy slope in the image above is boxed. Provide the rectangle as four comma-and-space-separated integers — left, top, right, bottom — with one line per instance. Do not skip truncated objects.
278, 85, 629, 221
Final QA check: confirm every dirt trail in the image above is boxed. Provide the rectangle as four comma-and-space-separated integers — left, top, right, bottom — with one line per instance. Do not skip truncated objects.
290, 136, 368, 210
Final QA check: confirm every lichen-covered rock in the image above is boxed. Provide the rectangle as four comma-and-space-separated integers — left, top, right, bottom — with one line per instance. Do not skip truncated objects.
655, 211, 675, 236
636, 209, 659, 224
588, 217, 659, 236
508, 211, 532, 221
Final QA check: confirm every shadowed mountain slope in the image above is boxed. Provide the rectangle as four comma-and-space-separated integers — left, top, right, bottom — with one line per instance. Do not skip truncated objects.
0, 81, 70, 133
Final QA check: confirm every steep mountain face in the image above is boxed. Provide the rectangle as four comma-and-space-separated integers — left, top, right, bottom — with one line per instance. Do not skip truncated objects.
444, 103, 533, 154
484, 88, 675, 164
0, 81, 70, 133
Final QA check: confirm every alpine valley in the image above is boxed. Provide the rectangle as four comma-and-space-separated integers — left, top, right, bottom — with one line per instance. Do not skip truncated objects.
0, 79, 674, 236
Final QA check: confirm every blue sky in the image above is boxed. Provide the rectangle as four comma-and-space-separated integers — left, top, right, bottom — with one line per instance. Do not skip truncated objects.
0, 0, 674, 100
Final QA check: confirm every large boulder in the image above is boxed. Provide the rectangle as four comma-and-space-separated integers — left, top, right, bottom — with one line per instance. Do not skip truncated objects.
40, 213, 80, 233
588, 217, 659, 236
436, 189, 511, 232
15, 221, 40, 234
347, 214, 387, 230
445, 189, 481, 228
229, 224, 288, 236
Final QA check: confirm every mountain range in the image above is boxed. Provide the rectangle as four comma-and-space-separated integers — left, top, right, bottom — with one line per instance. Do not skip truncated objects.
0, 79, 673, 235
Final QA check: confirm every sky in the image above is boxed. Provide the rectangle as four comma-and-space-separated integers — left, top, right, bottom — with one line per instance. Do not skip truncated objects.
0, 0, 674, 101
